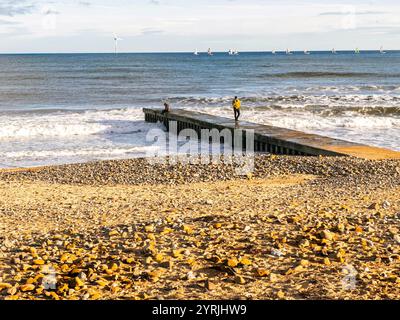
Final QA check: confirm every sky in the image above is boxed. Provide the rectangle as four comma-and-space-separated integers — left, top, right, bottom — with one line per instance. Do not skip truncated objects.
0, 0, 399, 53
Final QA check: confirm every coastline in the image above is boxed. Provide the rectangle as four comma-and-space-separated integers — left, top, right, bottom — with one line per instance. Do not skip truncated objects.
1, 154, 400, 300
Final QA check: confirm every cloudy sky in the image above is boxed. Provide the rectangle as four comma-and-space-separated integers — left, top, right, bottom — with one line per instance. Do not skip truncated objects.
1, 0, 399, 53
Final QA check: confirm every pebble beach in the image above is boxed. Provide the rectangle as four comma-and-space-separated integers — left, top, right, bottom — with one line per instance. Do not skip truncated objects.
1, 155, 400, 300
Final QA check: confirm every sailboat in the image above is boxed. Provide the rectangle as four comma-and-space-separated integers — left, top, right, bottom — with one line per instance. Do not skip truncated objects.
272, 49, 276, 54
228, 49, 233, 55
194, 48, 199, 56
233, 49, 239, 55
304, 49, 310, 55
332, 48, 337, 54
286, 48, 292, 55
355, 48, 360, 54
207, 48, 213, 56
380, 46, 386, 54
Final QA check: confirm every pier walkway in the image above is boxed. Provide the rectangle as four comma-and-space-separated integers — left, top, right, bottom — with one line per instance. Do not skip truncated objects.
143, 108, 400, 160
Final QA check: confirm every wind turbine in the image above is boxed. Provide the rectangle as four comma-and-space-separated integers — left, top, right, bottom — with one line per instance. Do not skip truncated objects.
113, 33, 123, 55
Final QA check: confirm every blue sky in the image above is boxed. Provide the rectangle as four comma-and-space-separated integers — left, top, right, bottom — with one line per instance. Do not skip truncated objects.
0, 0, 399, 53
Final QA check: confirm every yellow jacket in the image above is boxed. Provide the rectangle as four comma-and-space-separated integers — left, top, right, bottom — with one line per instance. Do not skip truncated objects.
233, 99, 241, 110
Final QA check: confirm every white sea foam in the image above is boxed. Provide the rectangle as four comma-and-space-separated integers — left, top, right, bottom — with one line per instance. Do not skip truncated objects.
4, 146, 160, 159
194, 106, 400, 129
170, 94, 400, 111
1, 96, 400, 168
0, 108, 145, 139
0, 107, 168, 167
190, 105, 400, 151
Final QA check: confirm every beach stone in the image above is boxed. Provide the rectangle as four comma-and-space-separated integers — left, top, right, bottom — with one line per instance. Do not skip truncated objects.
205, 279, 216, 291
159, 260, 173, 270
20, 284, 35, 292
239, 257, 251, 266
300, 259, 309, 267
0, 283, 12, 290
2, 239, 13, 248
368, 203, 379, 210
321, 230, 334, 241
382, 201, 391, 209
33, 259, 45, 265
270, 248, 283, 257
277, 291, 285, 299
256, 269, 269, 277
2, 154, 400, 300
186, 271, 196, 280
7, 286, 17, 295
269, 273, 279, 282
235, 276, 246, 285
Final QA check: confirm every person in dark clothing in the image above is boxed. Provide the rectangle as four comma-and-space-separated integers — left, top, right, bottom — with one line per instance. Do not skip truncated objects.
162, 102, 170, 114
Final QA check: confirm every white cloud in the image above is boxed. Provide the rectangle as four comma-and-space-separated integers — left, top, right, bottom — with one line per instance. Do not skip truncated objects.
0, 0, 36, 16
1, 0, 399, 53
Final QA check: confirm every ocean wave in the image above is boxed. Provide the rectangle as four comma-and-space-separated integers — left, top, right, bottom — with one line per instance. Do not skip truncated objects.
196, 106, 400, 130
0, 106, 139, 116
0, 108, 162, 139
1, 103, 399, 167
274, 115, 400, 130
59, 75, 142, 81
321, 106, 400, 116
0, 108, 91, 116
303, 85, 400, 92
260, 71, 398, 78
169, 94, 400, 111
254, 105, 400, 116
0, 98, 399, 144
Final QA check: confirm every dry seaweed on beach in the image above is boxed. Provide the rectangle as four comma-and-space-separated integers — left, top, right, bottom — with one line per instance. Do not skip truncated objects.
1, 155, 400, 300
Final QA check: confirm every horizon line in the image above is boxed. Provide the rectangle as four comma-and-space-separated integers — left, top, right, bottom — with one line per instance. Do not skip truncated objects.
0, 49, 399, 55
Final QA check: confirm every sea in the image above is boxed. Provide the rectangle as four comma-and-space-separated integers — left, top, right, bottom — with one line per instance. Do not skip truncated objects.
0, 51, 399, 168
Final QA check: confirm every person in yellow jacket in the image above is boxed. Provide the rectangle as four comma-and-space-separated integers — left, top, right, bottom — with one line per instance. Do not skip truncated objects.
232, 96, 241, 121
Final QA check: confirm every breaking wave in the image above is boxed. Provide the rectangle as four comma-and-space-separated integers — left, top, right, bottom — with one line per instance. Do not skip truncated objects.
0, 108, 159, 139
260, 71, 400, 78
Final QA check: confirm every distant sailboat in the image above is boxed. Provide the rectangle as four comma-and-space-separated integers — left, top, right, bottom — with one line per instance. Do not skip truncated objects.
380, 46, 386, 54
272, 49, 276, 54
194, 48, 199, 55
233, 49, 239, 55
228, 49, 233, 55
332, 48, 337, 54
304, 49, 310, 55
207, 48, 213, 56
355, 48, 360, 54
286, 48, 292, 55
